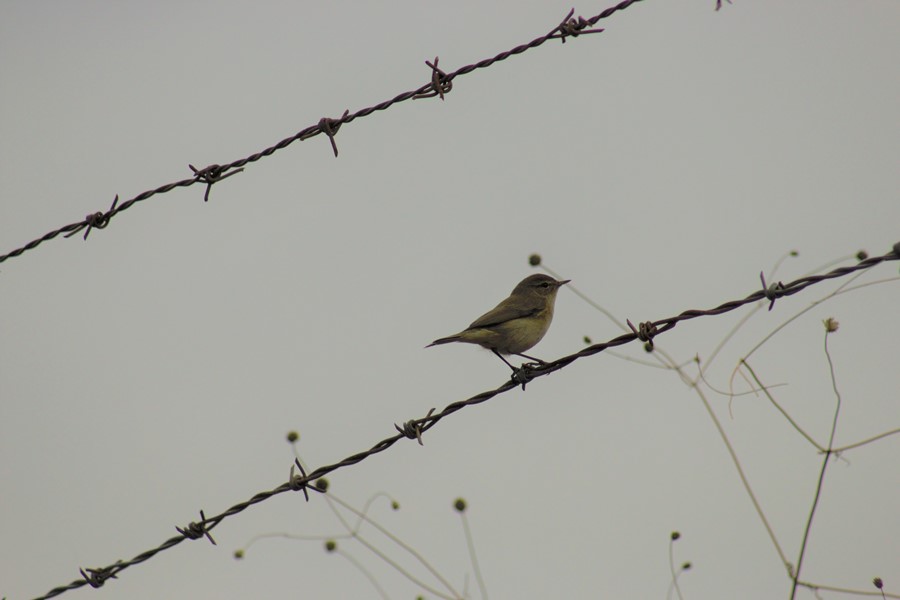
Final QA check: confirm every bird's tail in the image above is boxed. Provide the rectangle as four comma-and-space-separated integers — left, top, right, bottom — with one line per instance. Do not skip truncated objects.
425, 335, 460, 348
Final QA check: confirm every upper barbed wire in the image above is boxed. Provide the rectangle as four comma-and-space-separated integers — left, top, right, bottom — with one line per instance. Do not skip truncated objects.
0, 0, 647, 266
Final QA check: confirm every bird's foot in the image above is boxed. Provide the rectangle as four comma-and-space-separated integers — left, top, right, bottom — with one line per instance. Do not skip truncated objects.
510, 364, 538, 390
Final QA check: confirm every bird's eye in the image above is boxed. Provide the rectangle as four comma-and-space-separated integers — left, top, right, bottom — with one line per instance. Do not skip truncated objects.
541, 282, 550, 288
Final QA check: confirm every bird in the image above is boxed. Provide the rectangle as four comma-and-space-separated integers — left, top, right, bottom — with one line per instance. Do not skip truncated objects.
427, 273, 570, 371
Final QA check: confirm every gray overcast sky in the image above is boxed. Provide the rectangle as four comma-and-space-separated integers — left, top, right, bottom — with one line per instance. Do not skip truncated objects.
2, 1, 899, 599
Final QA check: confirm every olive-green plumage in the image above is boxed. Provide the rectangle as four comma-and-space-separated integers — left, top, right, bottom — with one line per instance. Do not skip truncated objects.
427, 274, 569, 368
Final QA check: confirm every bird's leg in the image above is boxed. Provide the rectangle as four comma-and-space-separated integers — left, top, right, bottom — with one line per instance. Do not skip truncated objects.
495, 350, 536, 389
492, 349, 518, 372
514, 352, 546, 365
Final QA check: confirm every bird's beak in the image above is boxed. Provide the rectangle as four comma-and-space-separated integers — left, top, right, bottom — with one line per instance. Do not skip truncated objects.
558, 279, 571, 286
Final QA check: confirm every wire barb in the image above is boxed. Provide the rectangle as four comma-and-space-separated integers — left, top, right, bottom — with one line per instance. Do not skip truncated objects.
511, 364, 538, 390
759, 271, 786, 311
395, 419, 425, 445
627, 319, 658, 350
414, 57, 452, 100
188, 164, 245, 202
394, 408, 436, 445
176, 510, 217, 545
551, 9, 605, 43
289, 459, 311, 501
301, 109, 351, 157
78, 564, 119, 589
63, 195, 120, 241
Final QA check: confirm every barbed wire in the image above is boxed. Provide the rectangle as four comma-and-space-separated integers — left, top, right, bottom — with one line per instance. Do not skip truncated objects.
5, 0, 890, 597
0, 0, 649, 266
29, 244, 900, 600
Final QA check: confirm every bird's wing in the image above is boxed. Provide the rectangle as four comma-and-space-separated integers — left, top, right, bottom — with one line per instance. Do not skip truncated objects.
467, 295, 541, 329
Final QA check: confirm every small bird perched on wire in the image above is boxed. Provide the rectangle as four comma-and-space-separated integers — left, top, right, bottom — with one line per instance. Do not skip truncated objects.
427, 273, 570, 371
